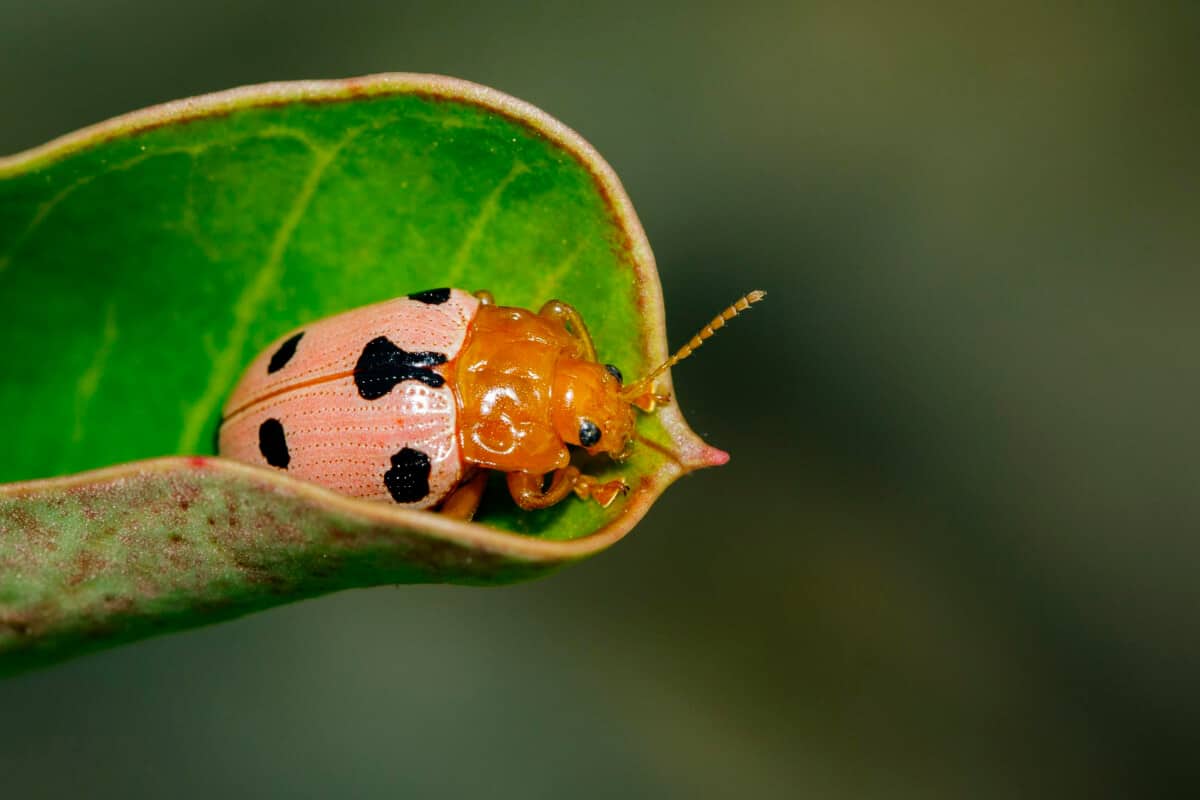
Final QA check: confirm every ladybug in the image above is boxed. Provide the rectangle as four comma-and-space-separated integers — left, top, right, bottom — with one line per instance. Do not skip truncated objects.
218, 287, 764, 519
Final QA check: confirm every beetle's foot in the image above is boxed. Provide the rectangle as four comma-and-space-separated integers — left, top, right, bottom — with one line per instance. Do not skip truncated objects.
473, 289, 495, 305
573, 475, 629, 508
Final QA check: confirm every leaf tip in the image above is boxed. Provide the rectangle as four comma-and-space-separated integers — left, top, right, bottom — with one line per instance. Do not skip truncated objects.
697, 444, 731, 469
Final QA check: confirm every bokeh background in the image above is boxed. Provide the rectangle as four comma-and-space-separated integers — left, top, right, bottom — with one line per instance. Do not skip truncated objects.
2, 1, 1198, 797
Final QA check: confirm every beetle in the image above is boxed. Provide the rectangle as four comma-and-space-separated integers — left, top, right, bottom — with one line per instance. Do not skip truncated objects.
218, 287, 764, 520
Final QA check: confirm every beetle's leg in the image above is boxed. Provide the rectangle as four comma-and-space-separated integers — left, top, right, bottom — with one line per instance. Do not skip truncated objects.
507, 468, 579, 510
538, 300, 597, 362
439, 471, 490, 521
507, 468, 628, 510
473, 290, 495, 306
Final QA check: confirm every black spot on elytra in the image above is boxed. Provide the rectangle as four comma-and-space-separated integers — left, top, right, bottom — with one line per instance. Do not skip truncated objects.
407, 288, 451, 305
354, 336, 447, 399
258, 418, 290, 468
384, 447, 431, 503
268, 332, 304, 373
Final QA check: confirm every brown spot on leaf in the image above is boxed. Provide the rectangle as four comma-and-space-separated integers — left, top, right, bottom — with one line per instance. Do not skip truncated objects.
68, 550, 109, 587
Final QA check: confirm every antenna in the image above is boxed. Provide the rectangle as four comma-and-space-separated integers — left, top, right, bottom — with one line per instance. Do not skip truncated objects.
622, 290, 766, 399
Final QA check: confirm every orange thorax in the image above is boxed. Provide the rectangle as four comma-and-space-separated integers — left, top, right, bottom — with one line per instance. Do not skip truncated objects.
453, 304, 585, 474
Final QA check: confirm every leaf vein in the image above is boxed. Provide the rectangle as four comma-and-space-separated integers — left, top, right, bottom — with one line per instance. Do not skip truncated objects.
0, 128, 318, 277
534, 238, 586, 301
445, 160, 529, 286
71, 302, 120, 444
173, 132, 358, 453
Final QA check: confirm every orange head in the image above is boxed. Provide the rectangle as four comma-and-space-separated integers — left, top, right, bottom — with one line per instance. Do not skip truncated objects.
551, 359, 638, 459
550, 290, 767, 461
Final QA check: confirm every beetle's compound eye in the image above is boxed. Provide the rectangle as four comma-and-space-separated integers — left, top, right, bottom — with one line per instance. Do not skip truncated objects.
579, 419, 601, 447
604, 363, 623, 383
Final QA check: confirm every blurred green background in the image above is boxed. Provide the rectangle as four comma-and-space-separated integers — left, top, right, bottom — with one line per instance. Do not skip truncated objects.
2, 1, 1198, 797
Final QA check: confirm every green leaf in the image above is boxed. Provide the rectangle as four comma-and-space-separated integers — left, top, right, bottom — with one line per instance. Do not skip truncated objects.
0, 75, 729, 675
